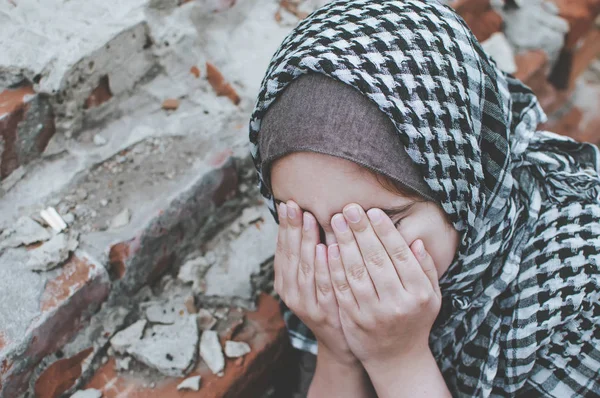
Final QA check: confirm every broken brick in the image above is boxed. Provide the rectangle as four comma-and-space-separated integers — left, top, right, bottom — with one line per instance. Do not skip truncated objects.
450, 0, 503, 42
84, 76, 112, 109
85, 294, 288, 398
206, 62, 241, 105
0, 85, 55, 180
190, 65, 201, 78
0, 254, 110, 397
34, 347, 94, 398
161, 98, 180, 110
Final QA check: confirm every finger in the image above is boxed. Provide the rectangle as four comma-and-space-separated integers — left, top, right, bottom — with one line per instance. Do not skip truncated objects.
274, 202, 288, 295
366, 208, 431, 294
342, 204, 403, 301
298, 211, 319, 310
411, 239, 441, 298
331, 213, 378, 304
327, 243, 359, 312
282, 200, 302, 299
314, 244, 336, 311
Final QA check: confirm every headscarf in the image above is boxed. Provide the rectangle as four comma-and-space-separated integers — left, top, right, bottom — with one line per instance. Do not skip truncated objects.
248, 1, 600, 396
258, 72, 438, 203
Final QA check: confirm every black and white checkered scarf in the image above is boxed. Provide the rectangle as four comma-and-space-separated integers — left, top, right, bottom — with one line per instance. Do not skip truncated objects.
248, 1, 600, 396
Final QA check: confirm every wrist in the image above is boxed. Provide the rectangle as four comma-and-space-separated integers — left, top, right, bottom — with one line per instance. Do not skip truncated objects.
317, 343, 362, 370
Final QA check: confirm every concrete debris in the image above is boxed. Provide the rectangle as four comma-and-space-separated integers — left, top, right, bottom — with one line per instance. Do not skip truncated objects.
0, 166, 26, 193
199, 330, 224, 376
224, 341, 251, 358
481, 32, 517, 74
115, 356, 132, 371
184, 294, 197, 314
143, 297, 189, 324
110, 208, 131, 229
177, 254, 213, 292
212, 307, 229, 319
70, 389, 102, 398
99, 199, 109, 207
128, 316, 198, 377
40, 207, 68, 232
110, 320, 147, 354
93, 134, 108, 146
0, 216, 51, 250
177, 375, 202, 391
196, 309, 217, 331
239, 206, 264, 225
62, 213, 75, 225
501, 0, 569, 66
26, 231, 79, 271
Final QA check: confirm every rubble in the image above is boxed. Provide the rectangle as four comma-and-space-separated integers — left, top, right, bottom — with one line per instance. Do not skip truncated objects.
115, 356, 132, 371
109, 208, 131, 229
127, 315, 198, 377
224, 341, 251, 358
93, 134, 107, 146
0, 216, 51, 250
70, 389, 102, 398
110, 320, 147, 354
196, 309, 217, 330
177, 253, 214, 292
177, 375, 202, 391
143, 297, 189, 324
481, 32, 517, 74
162, 98, 180, 110
199, 330, 225, 376
39, 207, 68, 233
206, 62, 241, 105
26, 231, 79, 271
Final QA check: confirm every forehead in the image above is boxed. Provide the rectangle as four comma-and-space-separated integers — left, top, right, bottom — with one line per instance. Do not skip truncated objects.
270, 152, 411, 215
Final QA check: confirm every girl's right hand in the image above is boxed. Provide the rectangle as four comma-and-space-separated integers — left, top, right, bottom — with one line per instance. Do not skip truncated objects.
274, 200, 358, 366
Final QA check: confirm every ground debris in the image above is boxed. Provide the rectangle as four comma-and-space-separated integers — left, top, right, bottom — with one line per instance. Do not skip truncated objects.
70, 389, 102, 398
26, 231, 79, 271
199, 330, 224, 376
177, 375, 201, 391
110, 320, 147, 354
0, 216, 51, 251
224, 341, 251, 358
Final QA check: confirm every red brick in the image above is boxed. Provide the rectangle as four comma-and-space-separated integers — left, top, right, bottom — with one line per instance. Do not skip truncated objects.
86, 293, 288, 398
0, 84, 55, 180
34, 347, 94, 398
84, 75, 112, 109
550, 0, 600, 49
0, 254, 110, 397
450, 0, 503, 42
206, 62, 241, 105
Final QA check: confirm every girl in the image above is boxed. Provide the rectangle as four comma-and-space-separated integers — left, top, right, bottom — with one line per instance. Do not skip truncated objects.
248, 1, 600, 397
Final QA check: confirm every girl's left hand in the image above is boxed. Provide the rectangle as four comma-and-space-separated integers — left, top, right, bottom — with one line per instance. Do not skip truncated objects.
327, 203, 442, 369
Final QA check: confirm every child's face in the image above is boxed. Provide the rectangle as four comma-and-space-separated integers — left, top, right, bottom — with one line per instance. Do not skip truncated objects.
271, 151, 460, 278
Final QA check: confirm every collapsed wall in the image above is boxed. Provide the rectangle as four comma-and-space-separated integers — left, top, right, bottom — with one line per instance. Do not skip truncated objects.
1, 0, 600, 397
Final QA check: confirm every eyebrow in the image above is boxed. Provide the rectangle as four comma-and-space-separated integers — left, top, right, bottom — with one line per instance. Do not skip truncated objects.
273, 199, 415, 227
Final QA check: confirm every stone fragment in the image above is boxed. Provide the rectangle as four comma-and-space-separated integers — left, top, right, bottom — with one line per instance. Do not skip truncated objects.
177, 255, 212, 292
93, 134, 107, 146
110, 208, 131, 229
40, 207, 68, 232
128, 316, 198, 377
199, 330, 225, 376
190, 66, 201, 78
143, 298, 189, 324
177, 375, 201, 391
213, 307, 229, 319
481, 32, 517, 74
224, 341, 251, 358
70, 389, 102, 398
27, 231, 79, 271
0, 216, 51, 250
196, 309, 217, 330
206, 62, 241, 105
115, 356, 132, 371
162, 98, 180, 110
110, 320, 147, 354
184, 295, 197, 314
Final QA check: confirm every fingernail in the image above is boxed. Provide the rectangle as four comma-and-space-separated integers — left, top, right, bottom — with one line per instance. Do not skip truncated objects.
367, 208, 382, 224
344, 205, 361, 223
303, 212, 313, 231
279, 203, 287, 219
287, 205, 297, 219
329, 244, 340, 259
415, 239, 425, 258
332, 214, 348, 231
316, 244, 326, 261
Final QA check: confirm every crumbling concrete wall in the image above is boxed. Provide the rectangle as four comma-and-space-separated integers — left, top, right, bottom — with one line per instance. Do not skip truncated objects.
1, 0, 600, 397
